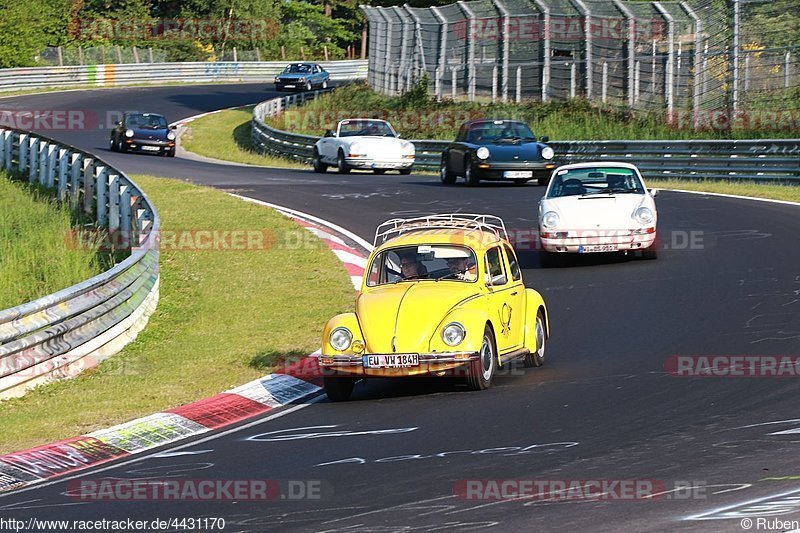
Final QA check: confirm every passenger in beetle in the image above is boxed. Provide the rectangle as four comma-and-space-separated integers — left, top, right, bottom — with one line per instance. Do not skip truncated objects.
400, 254, 428, 280
445, 256, 478, 281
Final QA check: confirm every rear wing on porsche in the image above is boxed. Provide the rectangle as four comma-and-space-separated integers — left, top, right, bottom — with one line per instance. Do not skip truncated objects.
374, 214, 508, 246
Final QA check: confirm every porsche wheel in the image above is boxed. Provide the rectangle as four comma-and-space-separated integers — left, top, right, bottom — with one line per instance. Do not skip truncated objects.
466, 326, 496, 391
312, 149, 328, 173
524, 311, 546, 368
337, 150, 351, 174
373, 169, 386, 175
464, 158, 480, 187
399, 168, 412, 175
440, 156, 456, 184
323, 377, 355, 402
110, 137, 117, 152
641, 245, 658, 260
117, 139, 126, 153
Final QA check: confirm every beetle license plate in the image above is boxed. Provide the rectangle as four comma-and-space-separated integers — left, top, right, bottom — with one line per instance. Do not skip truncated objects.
141, 146, 160, 151
503, 171, 533, 178
363, 354, 419, 368
578, 244, 618, 253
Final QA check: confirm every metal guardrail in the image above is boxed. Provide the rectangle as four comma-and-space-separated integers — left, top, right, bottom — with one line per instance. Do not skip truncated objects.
0, 129, 160, 399
252, 94, 800, 181
0, 60, 368, 92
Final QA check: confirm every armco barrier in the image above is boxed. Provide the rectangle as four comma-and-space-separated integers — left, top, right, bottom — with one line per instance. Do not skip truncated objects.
0, 60, 368, 92
0, 129, 159, 399
252, 95, 800, 181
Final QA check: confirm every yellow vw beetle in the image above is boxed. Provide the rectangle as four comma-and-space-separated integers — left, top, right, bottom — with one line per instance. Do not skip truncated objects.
320, 214, 550, 401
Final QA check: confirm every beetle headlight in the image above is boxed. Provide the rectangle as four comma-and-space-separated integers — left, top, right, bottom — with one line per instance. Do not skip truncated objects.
541, 146, 554, 160
633, 206, 654, 225
125, 129, 134, 138
442, 323, 466, 347
542, 211, 560, 229
330, 327, 353, 351
476, 147, 490, 160
167, 131, 176, 140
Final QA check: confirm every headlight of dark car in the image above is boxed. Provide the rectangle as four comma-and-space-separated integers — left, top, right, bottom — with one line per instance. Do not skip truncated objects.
541, 146, 554, 160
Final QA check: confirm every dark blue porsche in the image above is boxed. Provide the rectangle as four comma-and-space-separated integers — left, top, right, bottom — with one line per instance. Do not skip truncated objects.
440, 119, 556, 186
274, 63, 330, 92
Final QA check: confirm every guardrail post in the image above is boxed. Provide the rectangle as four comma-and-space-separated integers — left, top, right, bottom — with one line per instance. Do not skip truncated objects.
82, 157, 94, 215
96, 165, 108, 227
28, 137, 39, 182
108, 172, 120, 239
3, 131, 11, 170
18, 133, 27, 173
70, 153, 82, 209
37, 140, 48, 185
45, 143, 57, 187
120, 181, 132, 250
57, 148, 69, 201
0, 129, 4, 166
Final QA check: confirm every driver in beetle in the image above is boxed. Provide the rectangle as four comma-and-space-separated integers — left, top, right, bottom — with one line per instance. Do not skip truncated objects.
445, 257, 478, 281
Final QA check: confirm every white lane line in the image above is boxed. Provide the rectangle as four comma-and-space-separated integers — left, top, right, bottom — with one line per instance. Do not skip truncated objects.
662, 188, 800, 207
229, 194, 374, 252
0, 396, 324, 499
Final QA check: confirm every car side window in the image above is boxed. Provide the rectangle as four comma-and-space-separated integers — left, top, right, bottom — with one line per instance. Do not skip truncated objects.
485, 247, 507, 286
503, 245, 522, 282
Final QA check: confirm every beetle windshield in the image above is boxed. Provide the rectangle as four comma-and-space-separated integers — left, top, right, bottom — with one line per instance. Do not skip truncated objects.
366, 245, 478, 286
338, 120, 396, 138
125, 113, 167, 129
467, 121, 535, 144
283, 64, 313, 73
547, 167, 645, 198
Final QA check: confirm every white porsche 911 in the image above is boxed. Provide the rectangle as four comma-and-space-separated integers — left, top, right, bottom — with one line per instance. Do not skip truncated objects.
538, 162, 659, 265
313, 119, 415, 175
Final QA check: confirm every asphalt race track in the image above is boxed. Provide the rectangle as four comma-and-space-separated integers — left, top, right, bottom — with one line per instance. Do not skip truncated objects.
2, 84, 800, 532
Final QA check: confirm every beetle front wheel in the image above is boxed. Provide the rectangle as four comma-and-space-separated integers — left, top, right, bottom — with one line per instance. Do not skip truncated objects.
323, 377, 355, 402
466, 326, 496, 390
524, 311, 546, 368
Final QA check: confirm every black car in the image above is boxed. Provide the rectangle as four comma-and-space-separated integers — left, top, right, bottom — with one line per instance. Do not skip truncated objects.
440, 119, 556, 186
110, 112, 176, 157
274, 63, 330, 92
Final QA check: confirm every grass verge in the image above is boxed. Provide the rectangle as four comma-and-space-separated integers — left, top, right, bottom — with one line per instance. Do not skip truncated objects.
0, 174, 354, 453
267, 81, 800, 141
180, 106, 307, 169
648, 179, 800, 203
0, 171, 104, 310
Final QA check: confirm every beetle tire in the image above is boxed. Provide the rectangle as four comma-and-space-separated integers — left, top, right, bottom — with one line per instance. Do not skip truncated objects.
466, 326, 497, 390
323, 377, 355, 402
524, 311, 546, 368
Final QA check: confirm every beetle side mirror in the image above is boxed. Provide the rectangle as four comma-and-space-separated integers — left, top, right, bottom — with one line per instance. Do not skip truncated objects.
540, 135, 550, 143
396, 133, 402, 138
649, 188, 659, 197
324, 129, 335, 138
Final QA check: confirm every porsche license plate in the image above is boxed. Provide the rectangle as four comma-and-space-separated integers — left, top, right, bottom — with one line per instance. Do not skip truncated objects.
284, 84, 296, 88
578, 244, 618, 253
503, 171, 533, 178
363, 354, 419, 368
372, 162, 394, 168
141, 146, 160, 151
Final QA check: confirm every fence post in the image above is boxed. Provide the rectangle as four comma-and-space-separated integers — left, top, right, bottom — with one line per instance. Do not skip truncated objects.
431, 7, 448, 101
95, 166, 108, 226
458, 1, 477, 102
452, 66, 458, 99
29, 137, 39, 183
83, 158, 94, 215
380, 8, 393, 95
492, 0, 511, 102
743, 54, 750, 93
57, 46, 64, 66
602, 61, 608, 103
572, 0, 592, 98
786, 51, 792, 89
654, 3, 674, 117
612, 0, 636, 108
732, 0, 740, 113
78, 47, 84, 65
516, 66, 522, 102
532, 0, 551, 102
115, 46, 122, 64
681, 1, 702, 129
435, 67, 442, 99
570, 63, 577, 98
394, 7, 409, 96
70, 153, 82, 209
492, 65, 498, 102
634, 60, 641, 103
148, 48, 154, 63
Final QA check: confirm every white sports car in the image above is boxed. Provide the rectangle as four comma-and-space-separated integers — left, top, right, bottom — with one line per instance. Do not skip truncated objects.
313, 119, 415, 175
538, 162, 659, 265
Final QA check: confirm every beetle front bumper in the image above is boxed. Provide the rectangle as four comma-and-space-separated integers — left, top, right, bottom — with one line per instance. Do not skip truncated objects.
319, 351, 479, 377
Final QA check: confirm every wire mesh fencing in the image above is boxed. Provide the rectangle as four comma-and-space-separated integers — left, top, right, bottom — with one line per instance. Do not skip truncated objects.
360, 0, 800, 131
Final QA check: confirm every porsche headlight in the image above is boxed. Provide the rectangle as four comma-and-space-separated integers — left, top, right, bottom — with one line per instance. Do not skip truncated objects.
125, 129, 134, 138
442, 322, 466, 347
542, 211, 560, 229
633, 206, 654, 225
298, 77, 306, 83
476, 147, 490, 160
167, 131, 176, 141
348, 142, 365, 157
541, 146, 554, 160
330, 327, 353, 351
